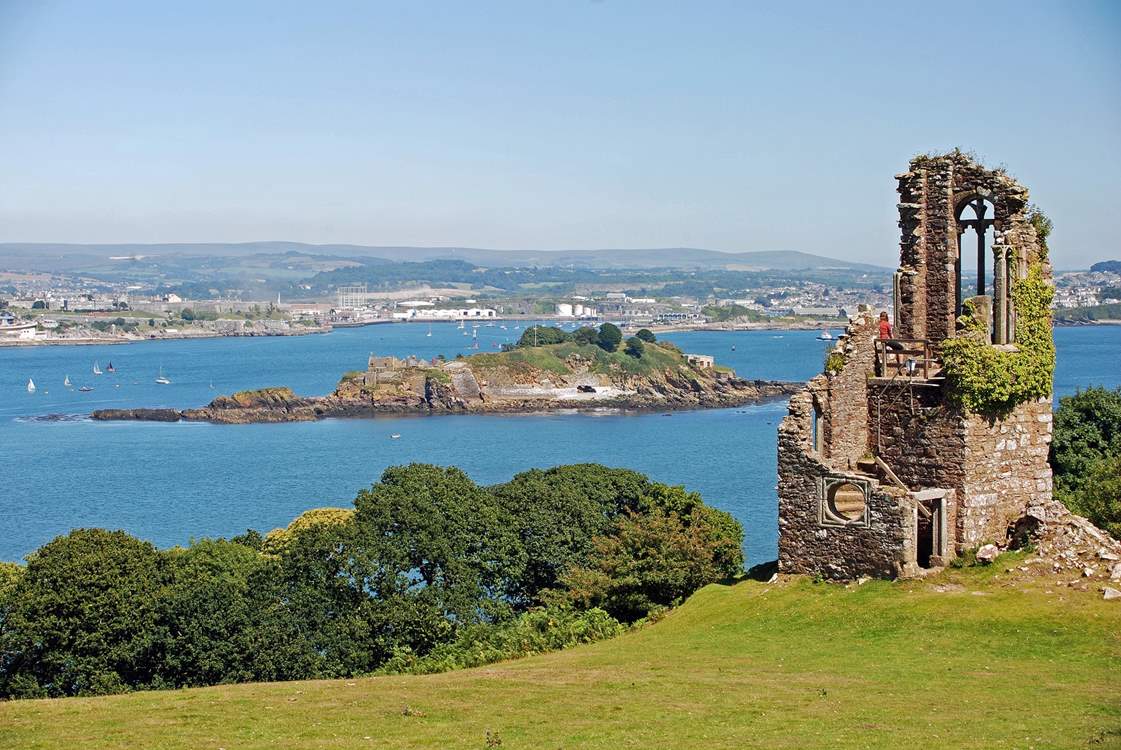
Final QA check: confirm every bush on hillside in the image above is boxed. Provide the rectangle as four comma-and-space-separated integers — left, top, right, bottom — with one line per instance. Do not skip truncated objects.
517, 326, 569, 348
1051, 386, 1121, 537
597, 323, 623, 352
624, 336, 645, 358
635, 328, 657, 343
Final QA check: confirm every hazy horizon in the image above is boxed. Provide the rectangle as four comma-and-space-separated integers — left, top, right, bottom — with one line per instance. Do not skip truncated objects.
1, 1, 1118, 269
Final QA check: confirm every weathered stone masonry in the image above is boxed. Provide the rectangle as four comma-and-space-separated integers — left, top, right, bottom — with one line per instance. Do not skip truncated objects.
778, 152, 1053, 579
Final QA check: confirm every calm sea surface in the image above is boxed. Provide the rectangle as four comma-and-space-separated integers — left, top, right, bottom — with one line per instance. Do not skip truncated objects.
1, 323, 1117, 565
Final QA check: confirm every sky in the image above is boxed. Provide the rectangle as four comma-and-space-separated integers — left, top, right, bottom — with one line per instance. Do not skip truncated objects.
0, 1, 1118, 269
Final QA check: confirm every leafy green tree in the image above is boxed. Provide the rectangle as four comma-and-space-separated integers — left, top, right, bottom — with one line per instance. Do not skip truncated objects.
517, 326, 569, 348
558, 485, 743, 622
1061, 453, 1121, 538
490, 465, 653, 606
159, 539, 273, 687
624, 336, 645, 358
1051, 387, 1121, 498
572, 326, 599, 345
0, 529, 168, 698
635, 328, 657, 344
351, 465, 523, 637
597, 323, 623, 352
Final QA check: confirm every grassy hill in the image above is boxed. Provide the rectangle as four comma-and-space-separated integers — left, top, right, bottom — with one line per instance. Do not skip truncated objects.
2, 559, 1118, 749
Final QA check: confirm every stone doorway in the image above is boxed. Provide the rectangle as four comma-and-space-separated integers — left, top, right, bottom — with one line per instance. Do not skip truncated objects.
915, 494, 947, 569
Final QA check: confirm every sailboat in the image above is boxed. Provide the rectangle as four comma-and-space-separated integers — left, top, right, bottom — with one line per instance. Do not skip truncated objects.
817, 329, 834, 341
472, 328, 479, 350
63, 374, 72, 387
106, 361, 116, 373
457, 319, 465, 329
92, 362, 102, 375
155, 366, 171, 385
26, 378, 36, 393
426, 325, 432, 337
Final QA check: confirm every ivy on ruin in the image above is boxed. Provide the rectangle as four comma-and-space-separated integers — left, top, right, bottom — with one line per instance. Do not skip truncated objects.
940, 262, 1055, 416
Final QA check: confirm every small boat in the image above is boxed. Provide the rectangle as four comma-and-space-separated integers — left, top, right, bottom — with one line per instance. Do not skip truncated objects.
106, 361, 116, 373
390, 433, 401, 440
63, 375, 72, 387
79, 385, 93, 392
731, 345, 736, 351
426, 325, 432, 337
458, 319, 465, 329
209, 381, 215, 390
92, 362, 102, 375
26, 378, 36, 393
817, 330, 833, 341
155, 366, 171, 385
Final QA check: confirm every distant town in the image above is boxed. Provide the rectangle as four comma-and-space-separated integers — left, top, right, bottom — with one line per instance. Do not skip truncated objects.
1, 249, 1118, 345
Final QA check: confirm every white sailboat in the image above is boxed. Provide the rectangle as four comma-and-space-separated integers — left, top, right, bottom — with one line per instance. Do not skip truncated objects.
63, 374, 72, 387
92, 362, 102, 375
155, 366, 171, 385
458, 319, 465, 329
27, 378, 36, 393
426, 325, 432, 337
817, 329, 833, 341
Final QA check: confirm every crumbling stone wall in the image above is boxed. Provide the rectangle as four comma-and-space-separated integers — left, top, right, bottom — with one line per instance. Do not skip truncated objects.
778, 390, 911, 579
820, 311, 876, 470
959, 398, 1053, 547
895, 151, 1044, 344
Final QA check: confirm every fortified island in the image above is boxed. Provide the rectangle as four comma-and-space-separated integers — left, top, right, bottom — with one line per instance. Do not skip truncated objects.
92, 333, 798, 423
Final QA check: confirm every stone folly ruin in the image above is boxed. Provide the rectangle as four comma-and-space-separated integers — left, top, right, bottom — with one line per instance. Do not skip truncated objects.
778, 152, 1055, 579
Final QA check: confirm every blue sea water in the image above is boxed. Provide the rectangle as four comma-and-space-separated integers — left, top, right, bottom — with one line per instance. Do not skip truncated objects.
0, 323, 1118, 565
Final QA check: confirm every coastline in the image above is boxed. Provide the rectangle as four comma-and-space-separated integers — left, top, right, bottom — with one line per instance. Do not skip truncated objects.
0, 325, 332, 347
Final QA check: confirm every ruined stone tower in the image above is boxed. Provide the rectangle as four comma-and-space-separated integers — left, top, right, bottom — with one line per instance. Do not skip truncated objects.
777, 151, 1055, 579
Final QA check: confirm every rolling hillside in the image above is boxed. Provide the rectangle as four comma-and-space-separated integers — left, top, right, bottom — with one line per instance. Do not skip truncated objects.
2, 560, 1117, 749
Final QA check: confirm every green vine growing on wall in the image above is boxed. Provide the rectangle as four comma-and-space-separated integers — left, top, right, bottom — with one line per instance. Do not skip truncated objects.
940, 263, 1055, 416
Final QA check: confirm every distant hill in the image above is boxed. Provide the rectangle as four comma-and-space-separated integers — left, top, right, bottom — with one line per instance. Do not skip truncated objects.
1090, 260, 1121, 273
0, 242, 889, 273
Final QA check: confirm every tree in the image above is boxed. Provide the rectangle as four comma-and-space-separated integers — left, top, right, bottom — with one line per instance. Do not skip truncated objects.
624, 336, 645, 358
635, 328, 657, 344
559, 504, 743, 622
572, 326, 598, 345
1051, 387, 1121, 499
489, 465, 653, 606
159, 539, 272, 687
597, 323, 622, 352
517, 326, 569, 348
0, 529, 168, 698
1061, 453, 1121, 539
351, 465, 523, 635
31, 300, 47, 310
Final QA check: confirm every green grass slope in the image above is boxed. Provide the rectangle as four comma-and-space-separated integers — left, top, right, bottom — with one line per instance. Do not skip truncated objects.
2, 564, 1119, 749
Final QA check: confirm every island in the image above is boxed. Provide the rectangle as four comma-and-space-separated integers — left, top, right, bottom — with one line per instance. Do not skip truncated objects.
92, 325, 799, 424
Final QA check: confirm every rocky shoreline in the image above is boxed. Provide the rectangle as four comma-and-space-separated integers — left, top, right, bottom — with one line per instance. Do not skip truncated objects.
92, 379, 801, 424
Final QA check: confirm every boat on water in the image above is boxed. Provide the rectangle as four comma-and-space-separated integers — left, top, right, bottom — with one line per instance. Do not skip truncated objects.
106, 361, 116, 373
426, 325, 432, 337
26, 378, 36, 393
817, 330, 834, 341
63, 375, 72, 387
79, 385, 93, 392
458, 319, 465, 329
390, 433, 401, 440
92, 362, 102, 375
155, 366, 171, 385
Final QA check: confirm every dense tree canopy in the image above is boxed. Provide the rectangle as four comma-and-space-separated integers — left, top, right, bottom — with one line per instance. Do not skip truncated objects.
0, 463, 744, 698
597, 323, 623, 352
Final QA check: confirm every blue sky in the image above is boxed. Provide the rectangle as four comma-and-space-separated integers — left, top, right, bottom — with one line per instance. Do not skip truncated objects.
0, 1, 1118, 268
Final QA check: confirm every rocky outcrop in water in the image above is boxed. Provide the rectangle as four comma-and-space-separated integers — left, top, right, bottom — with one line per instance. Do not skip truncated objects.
92, 344, 801, 424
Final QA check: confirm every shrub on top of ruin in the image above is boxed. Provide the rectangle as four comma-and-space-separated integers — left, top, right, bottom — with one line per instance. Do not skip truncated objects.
824, 351, 845, 375
1027, 205, 1053, 258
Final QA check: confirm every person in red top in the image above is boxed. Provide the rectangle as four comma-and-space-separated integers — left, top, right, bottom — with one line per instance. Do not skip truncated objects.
879, 311, 903, 350
878, 311, 893, 339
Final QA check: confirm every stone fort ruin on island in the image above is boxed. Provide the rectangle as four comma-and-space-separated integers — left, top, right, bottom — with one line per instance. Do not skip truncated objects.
778, 151, 1057, 579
